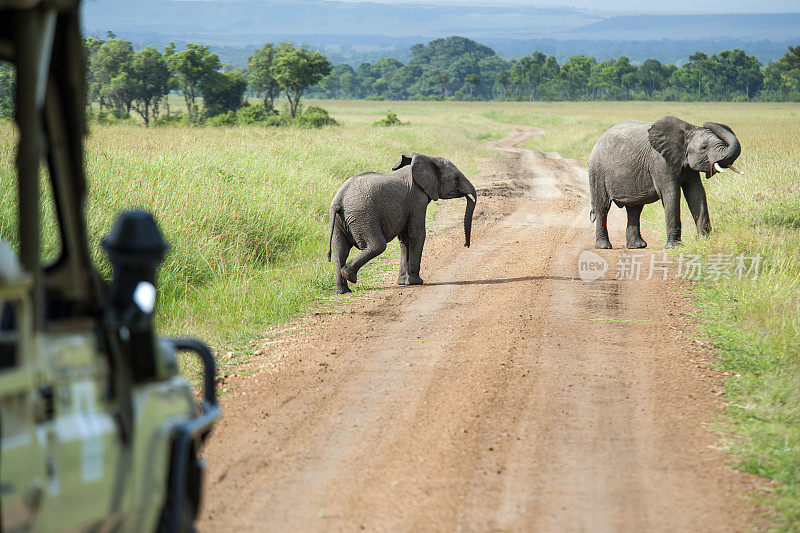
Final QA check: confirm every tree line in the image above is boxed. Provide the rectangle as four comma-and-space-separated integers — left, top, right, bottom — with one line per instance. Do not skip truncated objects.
80, 33, 332, 126
309, 36, 800, 102
2, 34, 799, 125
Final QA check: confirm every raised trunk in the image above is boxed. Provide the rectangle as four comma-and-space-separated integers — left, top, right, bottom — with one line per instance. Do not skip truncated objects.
704, 121, 741, 167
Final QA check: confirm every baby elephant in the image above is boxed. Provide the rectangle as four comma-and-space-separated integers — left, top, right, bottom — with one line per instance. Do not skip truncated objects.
589, 115, 742, 249
327, 153, 477, 294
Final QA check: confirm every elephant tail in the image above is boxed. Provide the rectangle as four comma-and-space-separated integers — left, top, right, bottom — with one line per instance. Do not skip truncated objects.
327, 205, 340, 262
589, 209, 596, 223
327, 211, 335, 262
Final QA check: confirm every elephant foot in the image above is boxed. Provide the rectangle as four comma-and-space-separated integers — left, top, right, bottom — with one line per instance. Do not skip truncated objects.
595, 239, 612, 250
397, 274, 408, 285
626, 238, 647, 249
665, 240, 682, 249
406, 274, 424, 285
335, 285, 352, 294
340, 267, 357, 284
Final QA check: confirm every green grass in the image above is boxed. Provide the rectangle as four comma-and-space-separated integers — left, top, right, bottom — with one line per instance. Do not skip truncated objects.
0, 100, 503, 345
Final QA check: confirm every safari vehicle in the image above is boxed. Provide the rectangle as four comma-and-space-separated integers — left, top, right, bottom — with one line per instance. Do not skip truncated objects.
0, 1, 220, 531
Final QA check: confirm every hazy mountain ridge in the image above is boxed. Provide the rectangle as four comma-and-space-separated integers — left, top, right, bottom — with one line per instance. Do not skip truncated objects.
81, 0, 800, 65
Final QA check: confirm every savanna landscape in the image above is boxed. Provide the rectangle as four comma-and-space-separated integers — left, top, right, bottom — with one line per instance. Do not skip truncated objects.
4, 99, 797, 528
1, 0, 800, 529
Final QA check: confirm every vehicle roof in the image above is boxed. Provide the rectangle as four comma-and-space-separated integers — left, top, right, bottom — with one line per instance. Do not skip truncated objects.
0, 0, 82, 62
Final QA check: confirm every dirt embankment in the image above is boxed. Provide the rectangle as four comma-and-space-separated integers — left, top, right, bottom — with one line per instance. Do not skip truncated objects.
199, 125, 766, 532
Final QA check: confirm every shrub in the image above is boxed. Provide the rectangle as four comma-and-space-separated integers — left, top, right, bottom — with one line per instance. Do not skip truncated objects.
155, 112, 187, 127
265, 113, 292, 127
201, 71, 247, 117
374, 112, 407, 127
236, 103, 269, 124
95, 109, 134, 124
293, 106, 338, 128
205, 110, 237, 126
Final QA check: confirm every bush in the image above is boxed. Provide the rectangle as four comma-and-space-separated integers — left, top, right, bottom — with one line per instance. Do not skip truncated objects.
155, 112, 187, 127
95, 109, 134, 124
236, 103, 269, 124
265, 113, 292, 127
374, 112, 407, 127
293, 106, 338, 128
201, 71, 247, 117
205, 110, 237, 126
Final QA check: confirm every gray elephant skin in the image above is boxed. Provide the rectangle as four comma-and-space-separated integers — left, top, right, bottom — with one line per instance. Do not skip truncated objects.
589, 115, 742, 249
327, 153, 477, 294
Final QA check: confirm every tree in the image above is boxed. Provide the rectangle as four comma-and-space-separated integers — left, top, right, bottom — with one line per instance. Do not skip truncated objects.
688, 51, 709, 98
637, 59, 674, 97
166, 44, 221, 121
201, 71, 247, 117
560, 55, 595, 99
89, 38, 136, 113
589, 60, 615, 99
764, 46, 800, 100
613, 57, 638, 99
710, 49, 763, 99
129, 47, 170, 125
272, 42, 331, 118
248, 43, 280, 113
464, 73, 480, 97
510, 52, 548, 101
83, 37, 106, 109
434, 72, 449, 97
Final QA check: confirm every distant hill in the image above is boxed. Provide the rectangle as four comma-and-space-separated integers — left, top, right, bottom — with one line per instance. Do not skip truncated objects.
80, 0, 800, 65
567, 13, 800, 41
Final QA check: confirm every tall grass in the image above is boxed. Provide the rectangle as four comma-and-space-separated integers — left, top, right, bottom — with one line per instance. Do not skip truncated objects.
0, 100, 503, 344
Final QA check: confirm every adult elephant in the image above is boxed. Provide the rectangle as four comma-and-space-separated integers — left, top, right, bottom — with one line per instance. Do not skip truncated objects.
589, 115, 742, 249
327, 153, 477, 294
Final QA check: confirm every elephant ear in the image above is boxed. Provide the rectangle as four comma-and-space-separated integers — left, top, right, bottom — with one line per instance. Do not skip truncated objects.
648, 115, 694, 174
392, 154, 412, 171
410, 153, 440, 201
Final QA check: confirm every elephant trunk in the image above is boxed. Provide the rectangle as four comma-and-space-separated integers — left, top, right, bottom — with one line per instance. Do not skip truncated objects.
704, 121, 741, 167
461, 178, 477, 248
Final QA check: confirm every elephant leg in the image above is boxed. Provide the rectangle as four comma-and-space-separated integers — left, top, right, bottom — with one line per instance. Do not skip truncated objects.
594, 205, 612, 249
590, 170, 612, 249
405, 217, 427, 285
332, 228, 352, 294
406, 232, 426, 285
681, 174, 711, 236
341, 235, 387, 284
661, 184, 682, 248
625, 205, 647, 249
397, 230, 409, 285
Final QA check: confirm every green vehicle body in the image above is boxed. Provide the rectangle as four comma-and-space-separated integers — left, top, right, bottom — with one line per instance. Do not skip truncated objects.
0, 1, 220, 531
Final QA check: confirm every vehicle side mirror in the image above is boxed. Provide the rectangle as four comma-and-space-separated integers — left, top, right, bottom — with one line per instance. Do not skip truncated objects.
102, 210, 170, 382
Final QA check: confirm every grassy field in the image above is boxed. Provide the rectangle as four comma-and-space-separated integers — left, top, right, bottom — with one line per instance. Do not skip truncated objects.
1, 100, 798, 527
0, 101, 504, 344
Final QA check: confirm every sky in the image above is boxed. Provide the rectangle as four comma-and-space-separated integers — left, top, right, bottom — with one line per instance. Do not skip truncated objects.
334, 0, 799, 13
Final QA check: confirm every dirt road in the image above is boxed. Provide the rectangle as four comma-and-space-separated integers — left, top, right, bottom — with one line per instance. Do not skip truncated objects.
199, 126, 764, 531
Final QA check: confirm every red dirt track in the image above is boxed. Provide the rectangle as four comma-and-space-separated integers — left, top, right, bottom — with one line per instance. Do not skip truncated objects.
199, 125, 765, 532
